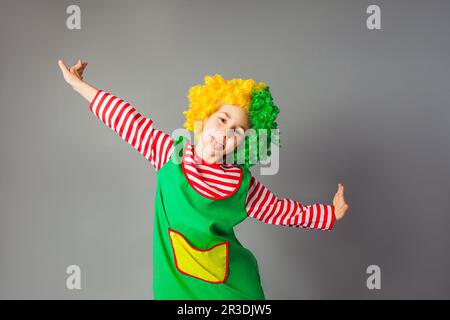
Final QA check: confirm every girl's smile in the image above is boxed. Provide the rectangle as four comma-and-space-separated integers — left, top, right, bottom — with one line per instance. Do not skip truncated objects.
210, 135, 224, 150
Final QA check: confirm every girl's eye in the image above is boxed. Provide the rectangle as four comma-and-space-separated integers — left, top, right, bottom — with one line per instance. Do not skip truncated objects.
218, 117, 226, 123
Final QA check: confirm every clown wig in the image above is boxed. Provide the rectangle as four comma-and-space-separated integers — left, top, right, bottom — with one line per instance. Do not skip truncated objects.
183, 74, 281, 168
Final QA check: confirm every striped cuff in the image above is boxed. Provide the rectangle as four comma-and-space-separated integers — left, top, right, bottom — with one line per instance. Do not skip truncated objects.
89, 89, 103, 111
326, 205, 336, 231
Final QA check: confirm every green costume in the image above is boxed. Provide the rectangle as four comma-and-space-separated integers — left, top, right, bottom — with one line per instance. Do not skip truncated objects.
153, 136, 265, 300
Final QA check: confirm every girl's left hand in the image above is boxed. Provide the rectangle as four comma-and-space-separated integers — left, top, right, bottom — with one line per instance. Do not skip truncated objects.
333, 183, 349, 220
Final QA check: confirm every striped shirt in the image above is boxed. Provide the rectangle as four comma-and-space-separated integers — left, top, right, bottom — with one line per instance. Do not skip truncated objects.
89, 90, 335, 231
181, 142, 244, 200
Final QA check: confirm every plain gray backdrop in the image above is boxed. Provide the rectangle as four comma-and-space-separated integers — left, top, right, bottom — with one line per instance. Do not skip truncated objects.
1, 0, 449, 299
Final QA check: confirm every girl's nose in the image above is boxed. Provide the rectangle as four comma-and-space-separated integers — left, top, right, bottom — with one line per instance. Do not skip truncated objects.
223, 129, 235, 139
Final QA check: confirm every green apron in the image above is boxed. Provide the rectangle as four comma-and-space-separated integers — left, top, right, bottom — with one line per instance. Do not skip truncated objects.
153, 135, 265, 300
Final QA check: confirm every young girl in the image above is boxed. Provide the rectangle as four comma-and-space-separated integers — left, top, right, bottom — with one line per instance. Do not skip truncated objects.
58, 59, 349, 300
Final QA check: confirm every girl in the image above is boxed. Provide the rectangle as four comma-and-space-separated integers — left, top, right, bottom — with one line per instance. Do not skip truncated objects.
58, 59, 349, 300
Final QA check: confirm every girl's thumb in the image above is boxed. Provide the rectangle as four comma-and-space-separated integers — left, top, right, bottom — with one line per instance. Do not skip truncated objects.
58, 59, 69, 73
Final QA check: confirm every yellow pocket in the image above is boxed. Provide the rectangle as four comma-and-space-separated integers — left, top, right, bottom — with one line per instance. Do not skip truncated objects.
168, 228, 229, 284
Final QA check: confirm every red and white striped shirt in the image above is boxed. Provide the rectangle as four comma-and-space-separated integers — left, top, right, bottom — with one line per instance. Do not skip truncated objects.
181, 142, 244, 200
89, 90, 335, 231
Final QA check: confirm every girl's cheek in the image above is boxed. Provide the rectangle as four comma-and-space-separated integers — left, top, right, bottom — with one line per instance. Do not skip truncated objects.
202, 125, 216, 139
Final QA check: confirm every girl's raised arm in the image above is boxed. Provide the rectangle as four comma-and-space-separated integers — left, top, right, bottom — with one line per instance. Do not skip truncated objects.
88, 90, 174, 170
245, 176, 336, 231
58, 59, 174, 170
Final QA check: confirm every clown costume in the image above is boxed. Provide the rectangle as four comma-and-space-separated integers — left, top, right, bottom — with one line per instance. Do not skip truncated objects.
84, 74, 336, 300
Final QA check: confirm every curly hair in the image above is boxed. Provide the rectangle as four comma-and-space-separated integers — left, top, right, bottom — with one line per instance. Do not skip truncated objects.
182, 74, 281, 168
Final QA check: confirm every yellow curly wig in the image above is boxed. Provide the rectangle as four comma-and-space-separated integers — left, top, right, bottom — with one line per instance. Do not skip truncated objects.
183, 74, 267, 135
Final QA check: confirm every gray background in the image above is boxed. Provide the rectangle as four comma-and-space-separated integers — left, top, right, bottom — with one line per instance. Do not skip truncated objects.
1, 0, 449, 299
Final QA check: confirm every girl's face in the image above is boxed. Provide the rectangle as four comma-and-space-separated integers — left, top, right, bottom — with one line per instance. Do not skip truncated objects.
198, 104, 250, 160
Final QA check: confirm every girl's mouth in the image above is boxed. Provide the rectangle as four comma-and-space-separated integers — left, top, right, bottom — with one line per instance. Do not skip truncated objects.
210, 135, 224, 150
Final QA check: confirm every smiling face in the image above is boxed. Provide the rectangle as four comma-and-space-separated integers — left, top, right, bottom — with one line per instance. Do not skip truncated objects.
196, 104, 250, 163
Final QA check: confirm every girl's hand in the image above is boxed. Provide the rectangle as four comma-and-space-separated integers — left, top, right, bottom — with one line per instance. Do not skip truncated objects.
58, 59, 88, 90
333, 183, 349, 220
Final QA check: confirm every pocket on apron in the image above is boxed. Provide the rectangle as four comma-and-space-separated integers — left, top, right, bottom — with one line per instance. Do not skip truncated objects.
168, 228, 229, 283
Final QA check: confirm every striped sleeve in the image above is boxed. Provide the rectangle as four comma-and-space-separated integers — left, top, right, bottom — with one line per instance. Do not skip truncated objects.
245, 176, 336, 231
89, 90, 174, 170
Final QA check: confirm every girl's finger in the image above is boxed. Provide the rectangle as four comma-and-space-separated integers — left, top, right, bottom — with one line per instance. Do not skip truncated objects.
73, 65, 83, 74
71, 66, 80, 76
58, 60, 70, 73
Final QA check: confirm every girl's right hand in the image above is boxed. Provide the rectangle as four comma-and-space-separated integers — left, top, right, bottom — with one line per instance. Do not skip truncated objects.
58, 59, 88, 90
